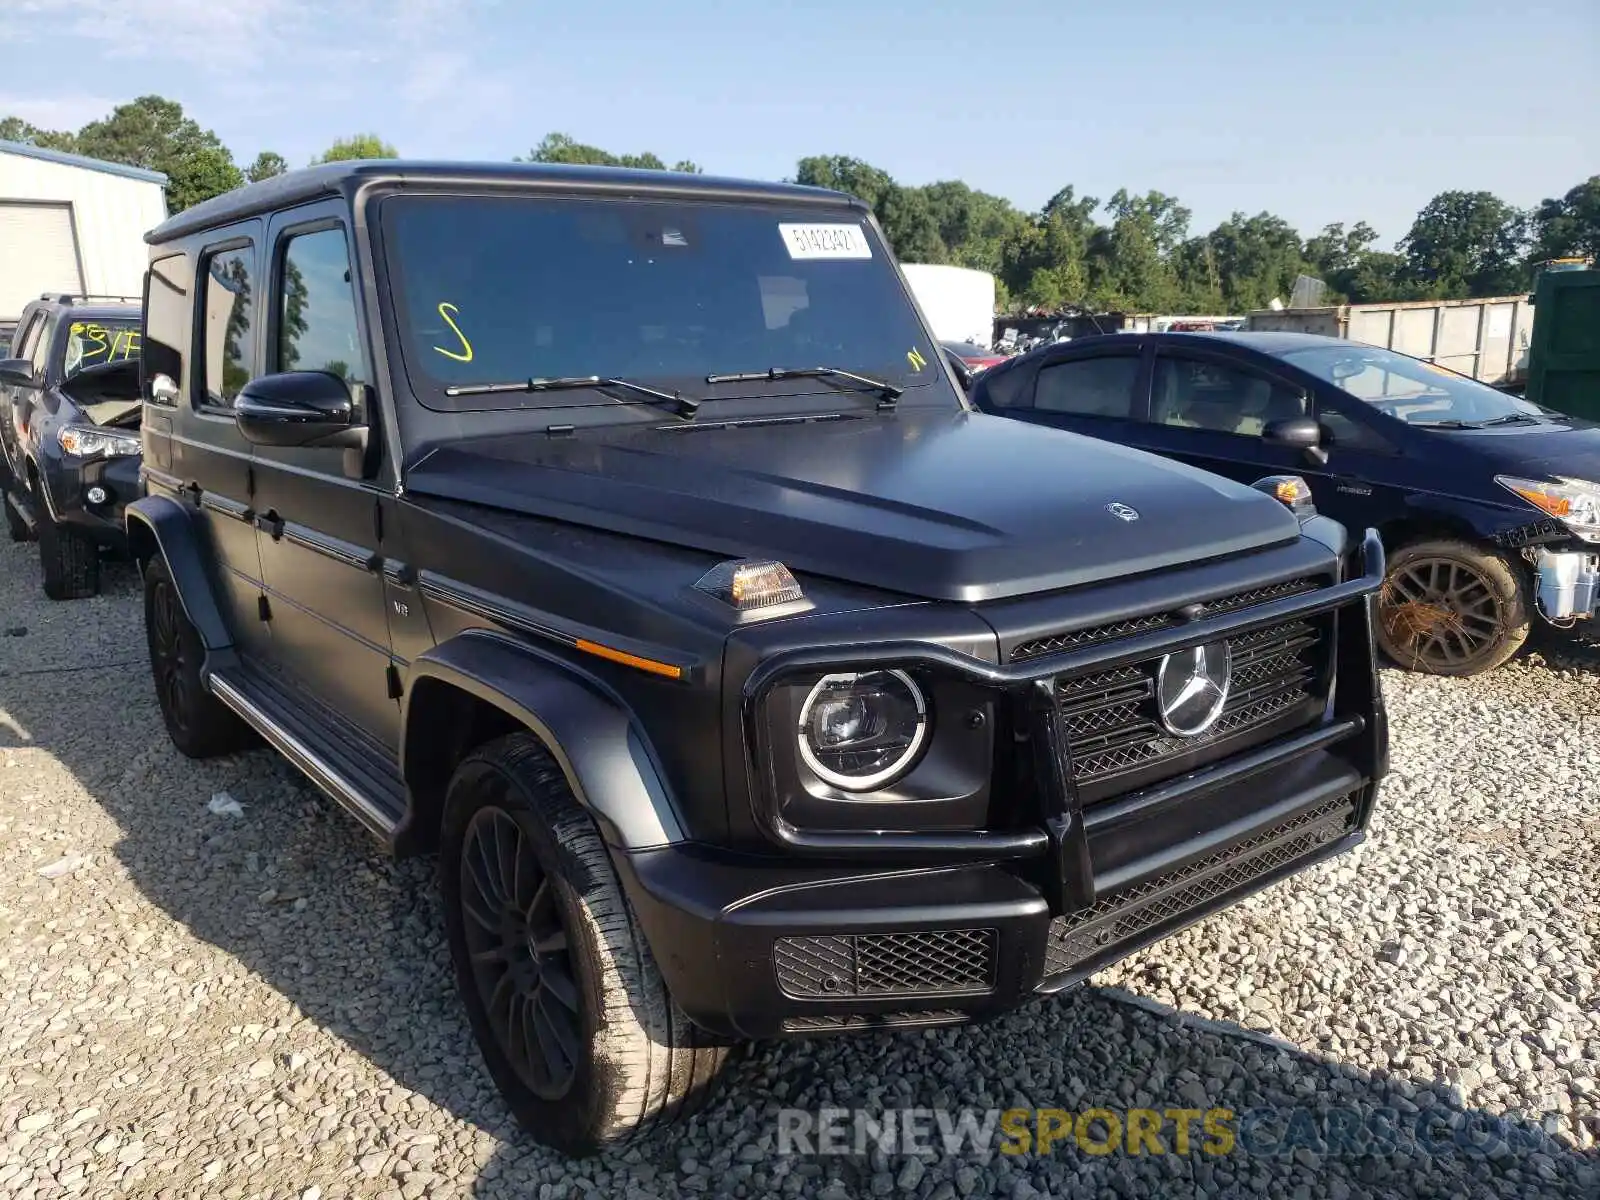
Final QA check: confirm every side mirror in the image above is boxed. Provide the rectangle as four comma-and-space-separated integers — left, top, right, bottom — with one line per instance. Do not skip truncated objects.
234, 371, 362, 448
1264, 415, 1329, 466
0, 357, 38, 389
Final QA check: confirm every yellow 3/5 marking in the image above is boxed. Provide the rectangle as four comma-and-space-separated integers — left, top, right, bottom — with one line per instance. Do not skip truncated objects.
906, 346, 927, 371
433, 302, 474, 363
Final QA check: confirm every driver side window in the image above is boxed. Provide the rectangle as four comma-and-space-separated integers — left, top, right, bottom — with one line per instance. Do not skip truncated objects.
1152, 355, 1306, 436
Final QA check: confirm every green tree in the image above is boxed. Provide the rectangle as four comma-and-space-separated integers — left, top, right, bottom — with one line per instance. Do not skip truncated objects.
246, 151, 289, 183
1399, 190, 1528, 298
795, 155, 898, 212
164, 144, 244, 211
1086, 190, 1189, 311
519, 132, 699, 172
1196, 211, 1312, 311
0, 115, 77, 151
312, 134, 398, 164
1529, 176, 1600, 263
1003, 186, 1098, 310
72, 95, 243, 211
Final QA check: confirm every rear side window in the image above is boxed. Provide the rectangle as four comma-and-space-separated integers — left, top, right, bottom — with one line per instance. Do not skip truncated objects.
197, 244, 258, 409
144, 254, 189, 394
977, 361, 1034, 409
1035, 355, 1141, 417
275, 227, 367, 385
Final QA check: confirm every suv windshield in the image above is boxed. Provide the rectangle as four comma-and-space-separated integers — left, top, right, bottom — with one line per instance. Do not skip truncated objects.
61, 317, 141, 380
382, 194, 942, 411
1278, 342, 1545, 427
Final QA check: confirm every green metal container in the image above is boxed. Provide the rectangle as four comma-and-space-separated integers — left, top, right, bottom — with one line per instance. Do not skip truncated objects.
1526, 261, 1600, 420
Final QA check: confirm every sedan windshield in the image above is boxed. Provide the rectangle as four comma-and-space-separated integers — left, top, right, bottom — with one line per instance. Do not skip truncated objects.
382, 194, 944, 411
1278, 342, 1545, 427
61, 318, 141, 380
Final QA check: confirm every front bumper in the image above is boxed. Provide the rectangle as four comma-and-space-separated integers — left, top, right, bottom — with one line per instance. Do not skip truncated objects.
619, 753, 1372, 1039
41, 451, 140, 548
622, 530, 1389, 1039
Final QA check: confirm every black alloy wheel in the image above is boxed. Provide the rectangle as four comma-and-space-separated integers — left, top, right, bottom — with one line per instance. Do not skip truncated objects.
141, 557, 255, 757
148, 572, 195, 742
457, 802, 582, 1100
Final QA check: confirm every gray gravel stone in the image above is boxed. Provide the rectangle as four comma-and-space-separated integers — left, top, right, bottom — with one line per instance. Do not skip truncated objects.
1, 541, 1596, 1198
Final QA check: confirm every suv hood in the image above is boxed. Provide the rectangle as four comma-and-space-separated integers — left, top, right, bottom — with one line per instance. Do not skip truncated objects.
406, 408, 1303, 603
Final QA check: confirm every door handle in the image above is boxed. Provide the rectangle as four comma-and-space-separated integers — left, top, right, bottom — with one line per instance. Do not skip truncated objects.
254, 510, 284, 538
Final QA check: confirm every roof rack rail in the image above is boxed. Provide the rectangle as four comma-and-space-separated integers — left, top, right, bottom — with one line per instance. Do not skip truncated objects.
39, 292, 143, 305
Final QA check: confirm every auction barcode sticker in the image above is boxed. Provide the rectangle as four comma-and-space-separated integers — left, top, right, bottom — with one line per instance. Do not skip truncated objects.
779, 223, 872, 259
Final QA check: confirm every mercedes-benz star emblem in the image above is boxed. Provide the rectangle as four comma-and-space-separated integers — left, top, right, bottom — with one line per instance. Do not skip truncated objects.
1155, 641, 1233, 737
1106, 502, 1140, 522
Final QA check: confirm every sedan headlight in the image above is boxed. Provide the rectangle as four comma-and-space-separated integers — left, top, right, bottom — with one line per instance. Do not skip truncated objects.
57, 426, 140, 459
797, 669, 928, 791
1496, 475, 1600, 542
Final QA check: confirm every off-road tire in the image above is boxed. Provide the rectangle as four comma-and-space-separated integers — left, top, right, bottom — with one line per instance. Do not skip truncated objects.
440, 733, 728, 1156
143, 557, 255, 757
1376, 538, 1529, 677
4, 490, 30, 543
36, 481, 99, 600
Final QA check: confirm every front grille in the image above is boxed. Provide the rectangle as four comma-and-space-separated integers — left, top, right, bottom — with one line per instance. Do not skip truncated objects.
1058, 619, 1322, 785
782, 1010, 971, 1033
1042, 792, 1359, 978
773, 929, 996, 999
1011, 577, 1318, 662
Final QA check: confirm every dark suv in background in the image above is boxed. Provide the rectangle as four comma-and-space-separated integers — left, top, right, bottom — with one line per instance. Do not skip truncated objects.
0, 294, 144, 598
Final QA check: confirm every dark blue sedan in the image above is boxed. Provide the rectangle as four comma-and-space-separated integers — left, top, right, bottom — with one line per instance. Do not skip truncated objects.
969, 331, 1600, 676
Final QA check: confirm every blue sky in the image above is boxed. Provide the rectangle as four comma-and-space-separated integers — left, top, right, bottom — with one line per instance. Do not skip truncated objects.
5, 0, 1595, 247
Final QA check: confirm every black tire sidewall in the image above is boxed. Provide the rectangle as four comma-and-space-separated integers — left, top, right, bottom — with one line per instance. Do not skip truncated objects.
142, 558, 248, 757
1377, 539, 1529, 676
439, 747, 615, 1155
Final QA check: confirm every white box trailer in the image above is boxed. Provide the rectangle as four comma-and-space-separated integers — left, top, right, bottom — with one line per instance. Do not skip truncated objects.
0, 140, 168, 333
900, 263, 997, 349
1246, 296, 1533, 389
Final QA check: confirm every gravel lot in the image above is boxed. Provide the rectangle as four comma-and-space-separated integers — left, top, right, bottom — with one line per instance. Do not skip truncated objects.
1, 539, 1596, 1199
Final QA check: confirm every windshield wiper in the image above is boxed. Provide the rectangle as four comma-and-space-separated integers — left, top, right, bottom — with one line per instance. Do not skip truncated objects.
703, 366, 903, 408
443, 375, 699, 420
1413, 418, 1486, 429
1477, 413, 1545, 427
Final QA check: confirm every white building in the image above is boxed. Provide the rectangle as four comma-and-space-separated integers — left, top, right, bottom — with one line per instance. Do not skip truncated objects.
0, 139, 168, 324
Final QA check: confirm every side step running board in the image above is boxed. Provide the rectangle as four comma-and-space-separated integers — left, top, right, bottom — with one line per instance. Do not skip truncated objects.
209, 671, 402, 842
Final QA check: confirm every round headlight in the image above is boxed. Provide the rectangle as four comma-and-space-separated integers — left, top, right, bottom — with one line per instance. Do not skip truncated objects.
797, 669, 928, 791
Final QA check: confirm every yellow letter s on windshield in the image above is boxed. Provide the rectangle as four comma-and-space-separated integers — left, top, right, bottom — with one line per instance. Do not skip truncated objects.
433, 302, 474, 363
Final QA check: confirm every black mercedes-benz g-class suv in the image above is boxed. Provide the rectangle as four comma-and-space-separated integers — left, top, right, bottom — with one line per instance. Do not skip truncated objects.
129, 161, 1388, 1155
1, 294, 145, 598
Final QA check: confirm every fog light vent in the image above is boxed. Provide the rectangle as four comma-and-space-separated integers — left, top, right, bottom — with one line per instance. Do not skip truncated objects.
86, 486, 108, 506
773, 929, 996, 999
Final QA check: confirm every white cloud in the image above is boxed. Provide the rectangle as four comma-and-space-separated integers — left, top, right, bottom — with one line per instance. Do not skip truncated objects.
0, 93, 121, 130
8, 0, 520, 156
12, 0, 308, 66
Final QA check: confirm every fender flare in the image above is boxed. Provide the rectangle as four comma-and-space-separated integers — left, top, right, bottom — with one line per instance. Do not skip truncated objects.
401, 629, 686, 853
124, 494, 235, 651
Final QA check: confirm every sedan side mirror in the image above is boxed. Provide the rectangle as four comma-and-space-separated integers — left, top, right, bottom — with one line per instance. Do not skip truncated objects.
0, 357, 38, 389
1263, 415, 1329, 466
234, 371, 363, 449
